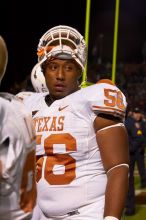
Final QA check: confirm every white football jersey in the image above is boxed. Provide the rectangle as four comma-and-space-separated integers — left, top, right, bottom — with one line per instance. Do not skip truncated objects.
17, 80, 127, 217
0, 94, 37, 220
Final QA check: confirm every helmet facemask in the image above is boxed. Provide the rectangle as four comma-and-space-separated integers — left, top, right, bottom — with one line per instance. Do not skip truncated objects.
37, 25, 87, 71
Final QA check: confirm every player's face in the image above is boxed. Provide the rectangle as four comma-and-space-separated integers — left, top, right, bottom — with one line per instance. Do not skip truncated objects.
43, 59, 81, 99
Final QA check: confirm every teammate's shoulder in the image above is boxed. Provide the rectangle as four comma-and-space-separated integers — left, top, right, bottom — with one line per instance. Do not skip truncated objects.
16, 91, 47, 102
0, 92, 15, 101
16, 91, 36, 101
0, 95, 10, 111
0, 95, 22, 127
0, 93, 17, 114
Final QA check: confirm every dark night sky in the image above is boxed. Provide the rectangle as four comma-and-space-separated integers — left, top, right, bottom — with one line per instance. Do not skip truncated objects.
1, 0, 146, 91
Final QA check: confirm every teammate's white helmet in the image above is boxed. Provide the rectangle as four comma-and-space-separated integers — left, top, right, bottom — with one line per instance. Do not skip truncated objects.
36, 25, 87, 71
0, 36, 8, 83
31, 65, 48, 92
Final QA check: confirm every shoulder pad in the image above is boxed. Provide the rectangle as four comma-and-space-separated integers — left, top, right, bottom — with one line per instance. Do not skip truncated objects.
16, 91, 35, 101
83, 79, 127, 120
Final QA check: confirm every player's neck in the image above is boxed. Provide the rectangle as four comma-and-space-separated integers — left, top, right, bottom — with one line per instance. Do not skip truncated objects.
45, 94, 55, 106
45, 86, 80, 106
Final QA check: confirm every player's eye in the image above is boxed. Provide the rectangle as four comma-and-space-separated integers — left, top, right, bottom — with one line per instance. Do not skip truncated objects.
47, 63, 58, 71
64, 65, 73, 71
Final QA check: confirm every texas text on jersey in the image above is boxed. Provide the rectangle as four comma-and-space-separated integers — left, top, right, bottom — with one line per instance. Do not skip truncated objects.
16, 79, 127, 218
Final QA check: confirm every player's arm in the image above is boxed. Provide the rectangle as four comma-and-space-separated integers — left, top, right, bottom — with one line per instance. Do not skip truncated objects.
94, 114, 129, 220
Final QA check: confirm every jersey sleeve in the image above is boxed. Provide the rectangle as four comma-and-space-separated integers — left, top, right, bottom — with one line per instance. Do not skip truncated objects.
86, 79, 127, 120
0, 97, 36, 217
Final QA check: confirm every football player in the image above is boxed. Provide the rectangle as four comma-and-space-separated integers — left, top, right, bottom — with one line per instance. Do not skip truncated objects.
17, 25, 129, 220
0, 36, 37, 219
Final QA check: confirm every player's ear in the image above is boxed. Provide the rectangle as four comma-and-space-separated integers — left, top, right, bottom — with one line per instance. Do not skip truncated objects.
77, 74, 82, 84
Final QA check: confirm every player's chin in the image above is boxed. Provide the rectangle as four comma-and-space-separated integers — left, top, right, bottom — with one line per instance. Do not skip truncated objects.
54, 86, 71, 96
53, 91, 67, 99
